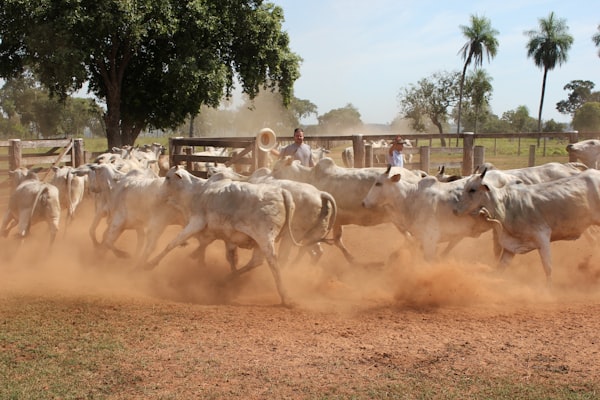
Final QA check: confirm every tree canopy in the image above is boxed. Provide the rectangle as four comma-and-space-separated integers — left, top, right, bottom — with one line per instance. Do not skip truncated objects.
556, 80, 600, 116
456, 14, 499, 135
525, 12, 573, 134
0, 0, 302, 148
398, 71, 460, 147
573, 102, 600, 132
0, 73, 104, 139
317, 104, 362, 134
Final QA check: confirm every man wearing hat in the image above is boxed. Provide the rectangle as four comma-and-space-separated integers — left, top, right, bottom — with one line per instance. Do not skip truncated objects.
388, 136, 407, 167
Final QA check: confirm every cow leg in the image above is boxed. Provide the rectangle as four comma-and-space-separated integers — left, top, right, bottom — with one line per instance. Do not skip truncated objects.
537, 243, 553, 285
1, 210, 15, 237
133, 227, 146, 257
440, 238, 461, 258
234, 248, 265, 275
144, 215, 206, 270
224, 242, 239, 272
291, 243, 323, 265
47, 215, 60, 246
16, 209, 31, 239
421, 234, 439, 262
260, 241, 290, 307
277, 236, 293, 267
88, 211, 105, 247
496, 249, 515, 273
332, 224, 355, 263
101, 220, 132, 259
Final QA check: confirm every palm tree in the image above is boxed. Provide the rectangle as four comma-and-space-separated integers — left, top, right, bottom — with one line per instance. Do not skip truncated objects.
593, 24, 600, 57
456, 14, 499, 143
525, 12, 574, 139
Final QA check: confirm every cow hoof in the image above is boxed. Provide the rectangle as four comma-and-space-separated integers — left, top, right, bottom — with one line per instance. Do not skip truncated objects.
113, 249, 131, 258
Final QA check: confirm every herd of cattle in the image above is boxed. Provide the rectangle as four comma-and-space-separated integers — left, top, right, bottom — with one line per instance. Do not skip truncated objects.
3, 138, 600, 306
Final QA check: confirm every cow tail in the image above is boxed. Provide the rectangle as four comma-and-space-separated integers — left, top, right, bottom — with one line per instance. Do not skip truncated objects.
67, 169, 75, 216
28, 184, 49, 232
299, 192, 337, 246
279, 188, 304, 247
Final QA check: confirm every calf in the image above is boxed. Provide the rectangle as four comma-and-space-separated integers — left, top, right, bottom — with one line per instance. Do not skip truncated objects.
453, 168, 600, 283
1, 180, 60, 245
362, 167, 490, 261
566, 139, 600, 168
146, 171, 302, 306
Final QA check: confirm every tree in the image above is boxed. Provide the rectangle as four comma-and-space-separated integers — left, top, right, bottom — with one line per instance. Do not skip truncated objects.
0, 0, 301, 148
556, 80, 597, 115
525, 12, 574, 137
317, 104, 362, 134
398, 71, 460, 147
573, 102, 600, 132
456, 14, 499, 138
463, 69, 493, 133
501, 106, 537, 133
0, 73, 104, 138
593, 25, 600, 57
542, 119, 566, 133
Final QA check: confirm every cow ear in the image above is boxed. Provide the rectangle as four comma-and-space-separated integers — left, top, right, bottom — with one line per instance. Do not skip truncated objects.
481, 184, 490, 192
391, 174, 401, 183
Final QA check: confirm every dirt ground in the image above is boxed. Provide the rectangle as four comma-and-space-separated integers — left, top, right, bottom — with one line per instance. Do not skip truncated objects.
2, 201, 600, 398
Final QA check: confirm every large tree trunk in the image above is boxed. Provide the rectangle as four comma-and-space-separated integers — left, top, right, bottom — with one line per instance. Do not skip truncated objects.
104, 88, 122, 150
456, 62, 469, 146
537, 67, 548, 145
431, 116, 447, 147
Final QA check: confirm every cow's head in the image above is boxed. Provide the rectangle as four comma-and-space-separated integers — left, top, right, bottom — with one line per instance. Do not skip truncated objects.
453, 168, 492, 217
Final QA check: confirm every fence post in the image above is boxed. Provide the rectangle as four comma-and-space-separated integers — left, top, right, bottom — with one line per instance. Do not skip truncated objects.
352, 134, 364, 168
73, 138, 84, 167
8, 139, 22, 171
169, 137, 183, 167
462, 132, 474, 177
419, 146, 430, 173
474, 145, 485, 173
568, 131, 579, 162
184, 147, 193, 171
528, 145, 536, 167
365, 144, 373, 167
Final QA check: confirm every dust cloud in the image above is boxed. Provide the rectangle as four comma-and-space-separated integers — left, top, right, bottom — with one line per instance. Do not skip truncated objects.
1, 200, 600, 313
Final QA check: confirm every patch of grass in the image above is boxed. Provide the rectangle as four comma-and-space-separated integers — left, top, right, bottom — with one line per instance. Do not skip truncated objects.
0, 296, 138, 399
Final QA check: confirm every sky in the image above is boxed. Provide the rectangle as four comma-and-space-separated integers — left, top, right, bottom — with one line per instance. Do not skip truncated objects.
269, 0, 599, 127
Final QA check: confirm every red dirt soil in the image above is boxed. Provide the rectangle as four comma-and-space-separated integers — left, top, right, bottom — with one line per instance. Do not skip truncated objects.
2, 200, 600, 397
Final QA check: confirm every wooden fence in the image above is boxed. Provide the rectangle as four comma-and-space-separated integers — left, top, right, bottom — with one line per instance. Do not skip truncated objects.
0, 138, 85, 205
169, 131, 588, 177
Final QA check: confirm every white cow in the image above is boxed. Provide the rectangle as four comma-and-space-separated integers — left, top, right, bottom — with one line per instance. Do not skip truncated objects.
99, 171, 186, 263
74, 163, 157, 248
146, 169, 303, 306
208, 165, 337, 265
566, 139, 600, 169
453, 168, 600, 283
8, 166, 41, 189
271, 156, 422, 265
1, 179, 61, 245
50, 166, 86, 227
362, 167, 490, 261
475, 162, 588, 186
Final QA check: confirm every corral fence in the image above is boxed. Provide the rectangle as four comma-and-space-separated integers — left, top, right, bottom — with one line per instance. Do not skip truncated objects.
0, 138, 85, 207
169, 131, 591, 177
